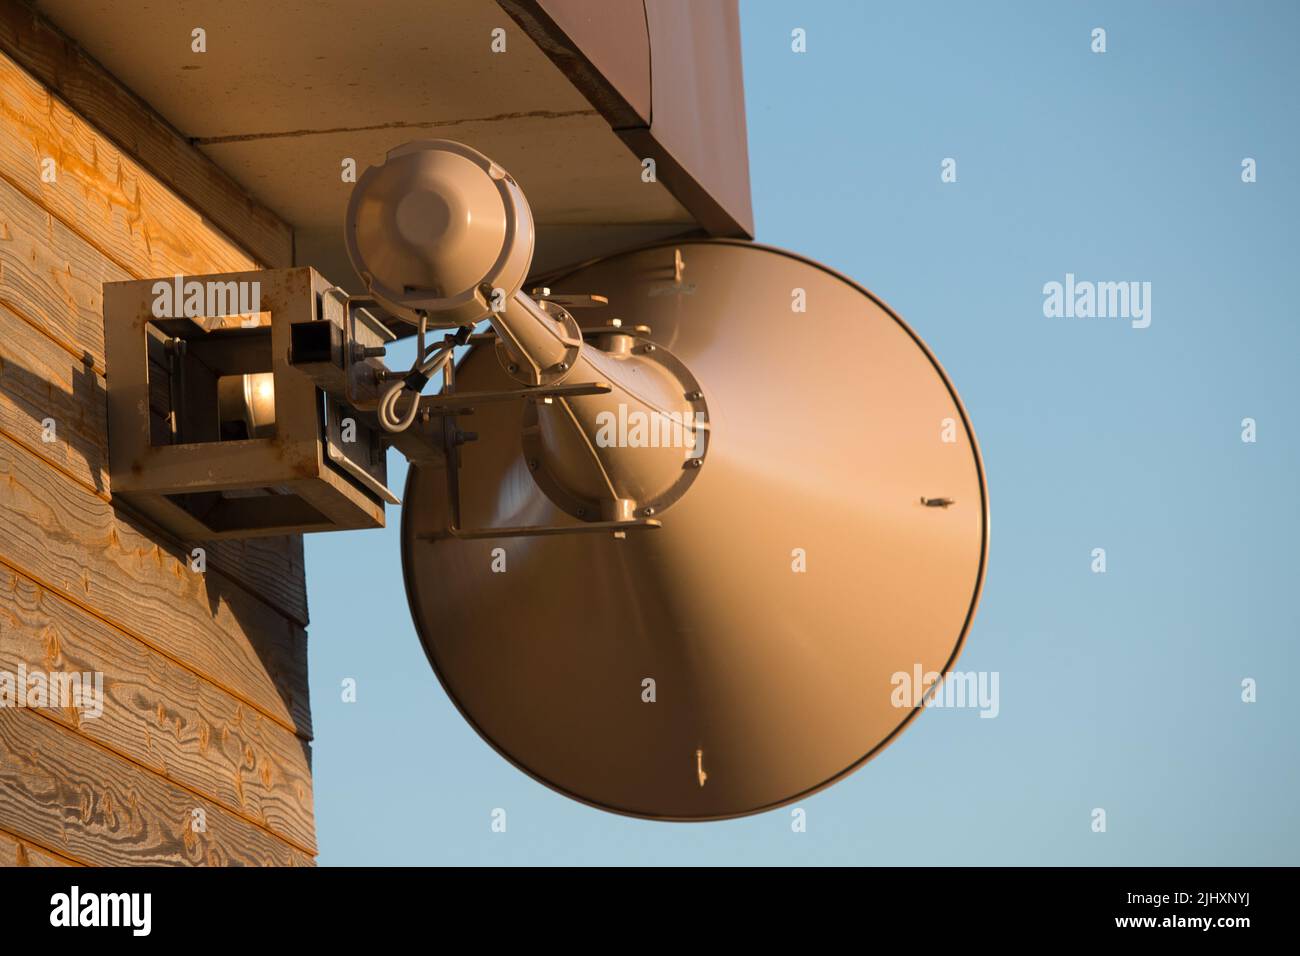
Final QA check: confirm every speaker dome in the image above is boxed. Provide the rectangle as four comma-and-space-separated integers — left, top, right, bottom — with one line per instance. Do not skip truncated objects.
345, 140, 534, 325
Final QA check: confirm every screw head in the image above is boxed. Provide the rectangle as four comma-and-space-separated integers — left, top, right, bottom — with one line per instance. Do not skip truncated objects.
686, 458, 703, 469
642, 506, 656, 517
685, 390, 703, 401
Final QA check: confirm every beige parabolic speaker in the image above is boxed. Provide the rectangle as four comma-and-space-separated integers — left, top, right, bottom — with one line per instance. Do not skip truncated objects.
400, 238, 989, 820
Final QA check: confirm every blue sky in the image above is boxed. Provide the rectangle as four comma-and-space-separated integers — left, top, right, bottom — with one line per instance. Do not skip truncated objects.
304, 1, 1299, 865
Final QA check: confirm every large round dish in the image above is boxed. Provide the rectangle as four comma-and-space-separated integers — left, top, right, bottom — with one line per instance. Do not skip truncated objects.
402, 239, 989, 820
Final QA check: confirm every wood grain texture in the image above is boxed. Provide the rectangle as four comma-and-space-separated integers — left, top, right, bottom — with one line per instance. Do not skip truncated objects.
0, 176, 119, 373
0, 565, 316, 852
0, 826, 75, 865
0, 300, 106, 491
0, 706, 312, 866
0, 436, 312, 738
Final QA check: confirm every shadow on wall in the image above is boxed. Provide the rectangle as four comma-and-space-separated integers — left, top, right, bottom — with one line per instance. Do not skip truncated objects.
0, 339, 311, 766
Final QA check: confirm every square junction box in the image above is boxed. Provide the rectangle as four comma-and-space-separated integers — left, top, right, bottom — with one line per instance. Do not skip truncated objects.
103, 267, 392, 540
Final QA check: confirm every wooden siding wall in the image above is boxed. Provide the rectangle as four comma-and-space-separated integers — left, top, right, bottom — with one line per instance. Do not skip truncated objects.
0, 37, 315, 864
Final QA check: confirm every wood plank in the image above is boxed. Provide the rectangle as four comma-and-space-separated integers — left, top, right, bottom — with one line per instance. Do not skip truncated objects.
0, 827, 75, 866
0, 565, 316, 852
0, 300, 106, 491
206, 536, 308, 627
0, 177, 119, 372
0, 706, 312, 866
0, 436, 312, 738
0, 15, 290, 267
